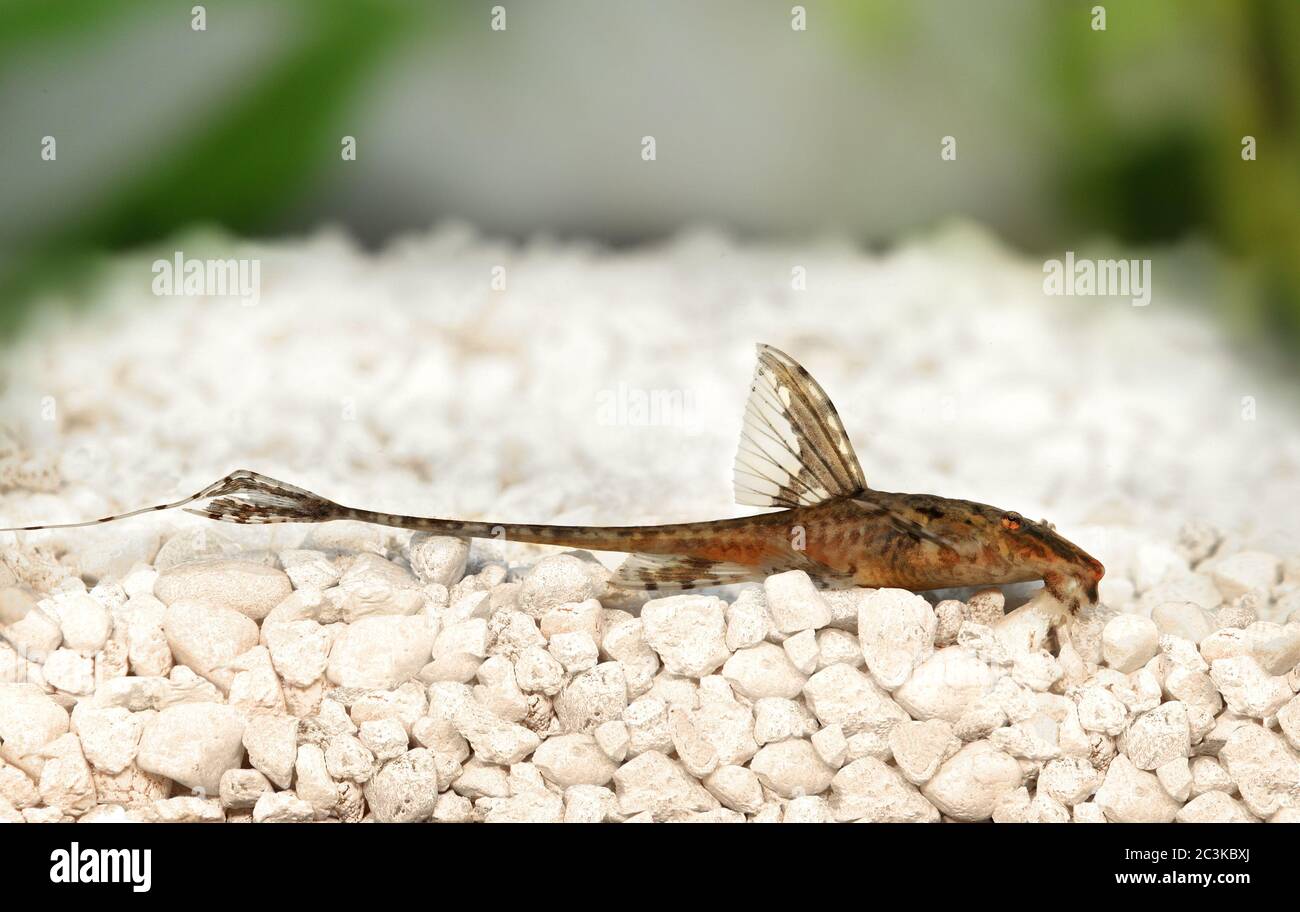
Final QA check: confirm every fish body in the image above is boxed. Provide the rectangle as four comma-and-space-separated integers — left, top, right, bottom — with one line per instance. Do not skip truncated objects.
2, 345, 1104, 612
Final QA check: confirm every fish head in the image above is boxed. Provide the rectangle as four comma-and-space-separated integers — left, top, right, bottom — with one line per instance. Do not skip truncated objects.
979, 506, 1105, 611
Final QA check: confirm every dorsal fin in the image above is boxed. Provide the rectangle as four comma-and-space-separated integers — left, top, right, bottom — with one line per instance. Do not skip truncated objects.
732, 344, 867, 509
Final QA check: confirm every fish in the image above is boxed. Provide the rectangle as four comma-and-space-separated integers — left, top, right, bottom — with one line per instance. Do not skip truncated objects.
0, 344, 1105, 612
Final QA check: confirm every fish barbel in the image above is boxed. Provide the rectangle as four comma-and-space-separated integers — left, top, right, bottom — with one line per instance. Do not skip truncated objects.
1, 345, 1104, 611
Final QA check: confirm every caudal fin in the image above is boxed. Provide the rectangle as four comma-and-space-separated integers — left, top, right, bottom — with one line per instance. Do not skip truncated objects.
0, 469, 341, 533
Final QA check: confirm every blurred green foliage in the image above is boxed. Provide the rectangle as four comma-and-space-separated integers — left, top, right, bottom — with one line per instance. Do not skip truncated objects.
0, 0, 456, 337
1, 0, 1298, 352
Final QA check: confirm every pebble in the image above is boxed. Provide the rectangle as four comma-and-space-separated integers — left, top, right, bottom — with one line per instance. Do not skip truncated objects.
534, 733, 619, 787
920, 741, 1022, 822
549, 630, 600, 673
814, 627, 862, 669
43, 647, 96, 694
1218, 724, 1300, 818
857, 588, 936, 691
702, 764, 763, 814
888, 719, 960, 785
1210, 551, 1279, 601
749, 739, 834, 799
50, 591, 112, 656
37, 733, 96, 815
1075, 686, 1129, 736
721, 642, 807, 700
539, 598, 602, 641
162, 599, 260, 691
136, 703, 246, 794
613, 750, 717, 818
640, 594, 731, 678
1176, 791, 1256, 823
762, 570, 831, 634
811, 723, 847, 769
262, 617, 332, 687
0, 683, 69, 757
1039, 756, 1102, 806
893, 647, 997, 722
1123, 701, 1190, 770
556, 662, 628, 732
1151, 601, 1214, 644
1209, 656, 1293, 718
156, 559, 292, 621
1094, 754, 1180, 823
518, 554, 600, 619
219, 768, 272, 809
724, 590, 769, 651
803, 664, 910, 745
70, 703, 146, 774
407, 534, 470, 587
1101, 614, 1159, 672
252, 790, 316, 823
363, 748, 442, 822
449, 694, 542, 765
830, 757, 938, 822
326, 615, 435, 689
242, 713, 298, 789
1155, 756, 1192, 802
964, 588, 1005, 626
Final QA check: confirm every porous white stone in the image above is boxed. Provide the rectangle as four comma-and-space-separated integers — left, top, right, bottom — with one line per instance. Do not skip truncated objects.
721, 642, 807, 700
613, 750, 717, 818
252, 790, 315, 823
857, 588, 936, 690
803, 663, 909, 737
43, 647, 96, 694
893, 647, 997, 722
752, 696, 812, 746
763, 570, 831, 634
1124, 701, 1190, 770
1094, 755, 1180, 823
640, 595, 730, 678
888, 719, 960, 785
219, 768, 271, 809
1038, 756, 1102, 806
533, 733, 619, 787
408, 534, 470, 587
921, 741, 1022, 822
242, 713, 298, 789
518, 555, 599, 619
70, 703, 146, 774
1211, 551, 1279, 601
326, 615, 435, 689
156, 559, 292, 621
1209, 656, 1292, 719
1218, 724, 1300, 818
162, 599, 260, 692
1151, 601, 1214, 644
136, 703, 246, 794
749, 739, 834, 799
0, 683, 70, 757
1101, 614, 1159, 672
556, 662, 628, 732
363, 748, 442, 822
1176, 791, 1256, 823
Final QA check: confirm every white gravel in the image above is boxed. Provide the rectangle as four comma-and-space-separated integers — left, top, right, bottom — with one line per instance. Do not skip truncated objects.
2, 225, 1300, 821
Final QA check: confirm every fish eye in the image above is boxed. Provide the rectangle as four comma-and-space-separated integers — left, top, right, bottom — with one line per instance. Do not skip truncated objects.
1000, 511, 1023, 531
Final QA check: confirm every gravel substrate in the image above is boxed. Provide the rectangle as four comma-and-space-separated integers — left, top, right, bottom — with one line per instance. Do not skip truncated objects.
1, 225, 1299, 822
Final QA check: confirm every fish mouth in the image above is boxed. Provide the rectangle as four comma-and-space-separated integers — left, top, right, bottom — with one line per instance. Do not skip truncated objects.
1044, 563, 1102, 613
